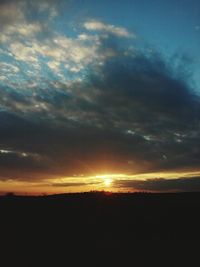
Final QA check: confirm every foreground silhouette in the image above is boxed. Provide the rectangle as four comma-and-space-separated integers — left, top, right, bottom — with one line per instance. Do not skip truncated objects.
1, 192, 200, 265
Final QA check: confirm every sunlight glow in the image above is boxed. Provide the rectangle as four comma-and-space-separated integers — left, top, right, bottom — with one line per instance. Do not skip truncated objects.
94, 174, 125, 179
1, 170, 200, 195
104, 178, 112, 187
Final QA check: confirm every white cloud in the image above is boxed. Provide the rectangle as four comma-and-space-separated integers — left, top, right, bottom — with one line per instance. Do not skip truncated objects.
78, 33, 100, 43
10, 42, 38, 63
1, 8, 132, 86
8, 35, 102, 75
0, 63, 20, 74
52, 36, 100, 63
0, 75, 7, 82
0, 148, 42, 160
2, 27, 122, 94
69, 66, 82, 73
8, 23, 42, 37
47, 61, 61, 72
83, 20, 133, 38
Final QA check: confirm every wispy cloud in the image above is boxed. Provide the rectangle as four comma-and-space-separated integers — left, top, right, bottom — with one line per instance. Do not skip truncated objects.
83, 20, 134, 38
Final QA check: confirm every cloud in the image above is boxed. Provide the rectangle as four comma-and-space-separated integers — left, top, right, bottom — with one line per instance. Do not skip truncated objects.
52, 181, 101, 187
83, 20, 133, 38
10, 42, 39, 63
0, 47, 200, 181
52, 182, 90, 187
0, 2, 200, 186
0, 1, 25, 29
47, 61, 61, 72
6, 22, 43, 37
0, 0, 65, 44
0, 63, 20, 74
113, 176, 200, 192
1, 44, 200, 180
0, 1, 128, 84
0, 0, 64, 27
1, 26, 117, 79
0, 149, 38, 159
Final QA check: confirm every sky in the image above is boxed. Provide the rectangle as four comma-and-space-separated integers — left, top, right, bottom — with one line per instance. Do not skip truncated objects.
0, 0, 200, 194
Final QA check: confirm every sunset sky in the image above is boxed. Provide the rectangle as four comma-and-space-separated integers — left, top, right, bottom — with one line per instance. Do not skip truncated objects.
0, 0, 200, 194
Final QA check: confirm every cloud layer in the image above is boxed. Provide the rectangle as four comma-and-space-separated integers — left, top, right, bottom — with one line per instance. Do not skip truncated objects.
114, 176, 200, 192
0, 0, 200, 192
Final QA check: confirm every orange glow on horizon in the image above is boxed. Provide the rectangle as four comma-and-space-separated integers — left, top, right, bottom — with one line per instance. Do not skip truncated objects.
1, 170, 200, 195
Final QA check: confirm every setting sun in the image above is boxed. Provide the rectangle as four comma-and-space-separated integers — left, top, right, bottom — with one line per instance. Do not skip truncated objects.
94, 174, 114, 188
104, 178, 112, 187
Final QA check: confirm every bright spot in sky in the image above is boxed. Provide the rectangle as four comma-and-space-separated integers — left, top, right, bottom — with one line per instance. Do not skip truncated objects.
104, 178, 112, 187
95, 174, 119, 187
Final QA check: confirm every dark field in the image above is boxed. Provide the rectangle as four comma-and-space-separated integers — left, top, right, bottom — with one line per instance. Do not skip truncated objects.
1, 192, 200, 265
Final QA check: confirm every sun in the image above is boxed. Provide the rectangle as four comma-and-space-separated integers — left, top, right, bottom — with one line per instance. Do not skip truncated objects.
94, 174, 114, 187
104, 178, 112, 187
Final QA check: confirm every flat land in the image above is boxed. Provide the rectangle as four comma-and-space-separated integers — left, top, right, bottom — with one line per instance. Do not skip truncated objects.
1, 192, 199, 264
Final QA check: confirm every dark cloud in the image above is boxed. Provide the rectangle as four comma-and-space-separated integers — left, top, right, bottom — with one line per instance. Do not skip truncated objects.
52, 181, 101, 187
114, 176, 200, 192
0, 31, 200, 182
52, 182, 89, 187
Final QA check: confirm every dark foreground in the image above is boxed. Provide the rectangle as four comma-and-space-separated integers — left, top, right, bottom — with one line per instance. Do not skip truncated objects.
1, 192, 200, 265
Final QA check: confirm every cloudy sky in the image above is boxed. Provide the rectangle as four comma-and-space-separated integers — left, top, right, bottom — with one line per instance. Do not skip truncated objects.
0, 0, 200, 194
